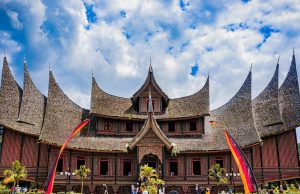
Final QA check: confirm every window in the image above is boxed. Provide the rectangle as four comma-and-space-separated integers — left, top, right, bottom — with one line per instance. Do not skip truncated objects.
192, 160, 201, 175
103, 121, 111, 131
123, 160, 132, 176
169, 160, 178, 176
216, 157, 224, 168
168, 122, 175, 132
57, 157, 64, 172
77, 157, 85, 169
190, 122, 197, 131
100, 160, 109, 175
146, 99, 155, 111
126, 122, 133, 132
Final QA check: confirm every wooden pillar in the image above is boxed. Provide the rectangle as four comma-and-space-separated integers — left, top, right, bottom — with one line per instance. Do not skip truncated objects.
162, 147, 165, 178
259, 144, 264, 187
0, 127, 5, 163
91, 152, 94, 185
20, 134, 24, 162
250, 148, 254, 168
275, 135, 282, 181
68, 150, 72, 191
35, 142, 41, 184
114, 153, 117, 184
207, 153, 210, 185
293, 129, 300, 175
184, 154, 187, 181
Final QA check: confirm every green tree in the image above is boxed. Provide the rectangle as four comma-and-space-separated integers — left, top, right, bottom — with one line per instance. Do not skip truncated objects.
3, 160, 27, 187
208, 163, 228, 193
139, 165, 164, 194
74, 165, 90, 194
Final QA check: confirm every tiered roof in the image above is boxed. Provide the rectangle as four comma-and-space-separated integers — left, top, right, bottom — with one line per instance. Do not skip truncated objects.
0, 53, 299, 153
90, 68, 210, 119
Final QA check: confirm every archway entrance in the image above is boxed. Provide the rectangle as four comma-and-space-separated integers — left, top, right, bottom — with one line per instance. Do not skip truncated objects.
140, 154, 161, 174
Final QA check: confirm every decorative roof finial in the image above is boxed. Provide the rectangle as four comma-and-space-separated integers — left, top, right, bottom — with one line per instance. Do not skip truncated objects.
293, 47, 295, 56
3, 49, 5, 57
277, 55, 280, 65
148, 86, 153, 113
49, 64, 52, 72
92, 68, 94, 77
250, 63, 253, 71
23, 55, 27, 64
149, 56, 153, 73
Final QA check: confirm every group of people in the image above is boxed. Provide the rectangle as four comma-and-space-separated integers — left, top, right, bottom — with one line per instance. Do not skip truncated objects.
195, 187, 210, 194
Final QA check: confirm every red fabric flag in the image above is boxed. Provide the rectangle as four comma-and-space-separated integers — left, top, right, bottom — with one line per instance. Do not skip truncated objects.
45, 119, 89, 194
225, 130, 258, 194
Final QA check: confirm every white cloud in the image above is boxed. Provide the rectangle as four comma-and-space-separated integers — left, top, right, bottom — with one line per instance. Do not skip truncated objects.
6, 9, 23, 30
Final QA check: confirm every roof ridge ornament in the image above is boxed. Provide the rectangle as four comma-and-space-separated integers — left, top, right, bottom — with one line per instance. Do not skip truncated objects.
277, 55, 280, 65
293, 47, 296, 63
23, 55, 27, 65
148, 86, 154, 113
149, 56, 153, 73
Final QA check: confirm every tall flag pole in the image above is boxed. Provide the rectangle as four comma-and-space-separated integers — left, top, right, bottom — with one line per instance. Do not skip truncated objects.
45, 119, 90, 194
224, 130, 258, 194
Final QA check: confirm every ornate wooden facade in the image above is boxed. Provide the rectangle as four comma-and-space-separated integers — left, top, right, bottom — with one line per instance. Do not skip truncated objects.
0, 53, 300, 194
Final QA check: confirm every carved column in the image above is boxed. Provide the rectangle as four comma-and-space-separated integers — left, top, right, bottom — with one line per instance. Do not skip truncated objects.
112, 185, 119, 194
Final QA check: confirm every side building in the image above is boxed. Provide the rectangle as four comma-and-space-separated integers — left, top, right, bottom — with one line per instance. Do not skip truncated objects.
0, 54, 299, 194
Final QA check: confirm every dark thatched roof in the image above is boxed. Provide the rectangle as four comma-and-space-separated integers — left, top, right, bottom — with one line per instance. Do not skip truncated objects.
18, 63, 47, 135
1, 53, 300, 153
252, 63, 283, 137
171, 70, 261, 152
278, 53, 300, 131
90, 76, 209, 119
128, 112, 173, 151
132, 65, 169, 103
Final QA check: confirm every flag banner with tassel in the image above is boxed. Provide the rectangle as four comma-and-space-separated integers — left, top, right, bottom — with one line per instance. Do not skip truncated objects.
225, 130, 258, 194
45, 119, 90, 194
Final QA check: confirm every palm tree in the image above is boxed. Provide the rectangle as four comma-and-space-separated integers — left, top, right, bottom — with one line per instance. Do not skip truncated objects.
3, 160, 27, 187
139, 165, 164, 194
208, 163, 228, 193
74, 165, 90, 194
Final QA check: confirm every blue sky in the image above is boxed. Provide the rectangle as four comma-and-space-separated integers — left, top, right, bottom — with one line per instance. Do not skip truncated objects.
0, 0, 300, 139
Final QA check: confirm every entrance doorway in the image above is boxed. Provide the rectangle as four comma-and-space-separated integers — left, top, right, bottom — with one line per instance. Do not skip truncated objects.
140, 154, 161, 174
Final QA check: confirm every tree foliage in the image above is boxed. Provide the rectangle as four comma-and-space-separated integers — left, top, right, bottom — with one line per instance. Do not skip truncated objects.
139, 165, 164, 194
75, 165, 90, 194
208, 163, 227, 185
3, 160, 27, 186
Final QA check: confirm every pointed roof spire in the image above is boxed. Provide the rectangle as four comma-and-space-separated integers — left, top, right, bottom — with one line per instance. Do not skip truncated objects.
3, 55, 8, 66
149, 56, 153, 73
49, 64, 52, 72
250, 63, 253, 71
292, 47, 296, 63
23, 55, 27, 64
277, 55, 280, 65
148, 86, 153, 113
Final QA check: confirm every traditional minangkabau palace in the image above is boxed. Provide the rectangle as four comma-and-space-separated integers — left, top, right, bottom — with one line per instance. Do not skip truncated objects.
0, 52, 299, 194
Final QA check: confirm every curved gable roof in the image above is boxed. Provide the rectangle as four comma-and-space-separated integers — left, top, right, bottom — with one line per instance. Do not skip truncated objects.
90, 76, 134, 117
18, 63, 46, 135
252, 62, 283, 137
209, 70, 260, 148
40, 70, 86, 144
128, 113, 173, 151
279, 53, 300, 130
132, 66, 169, 103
